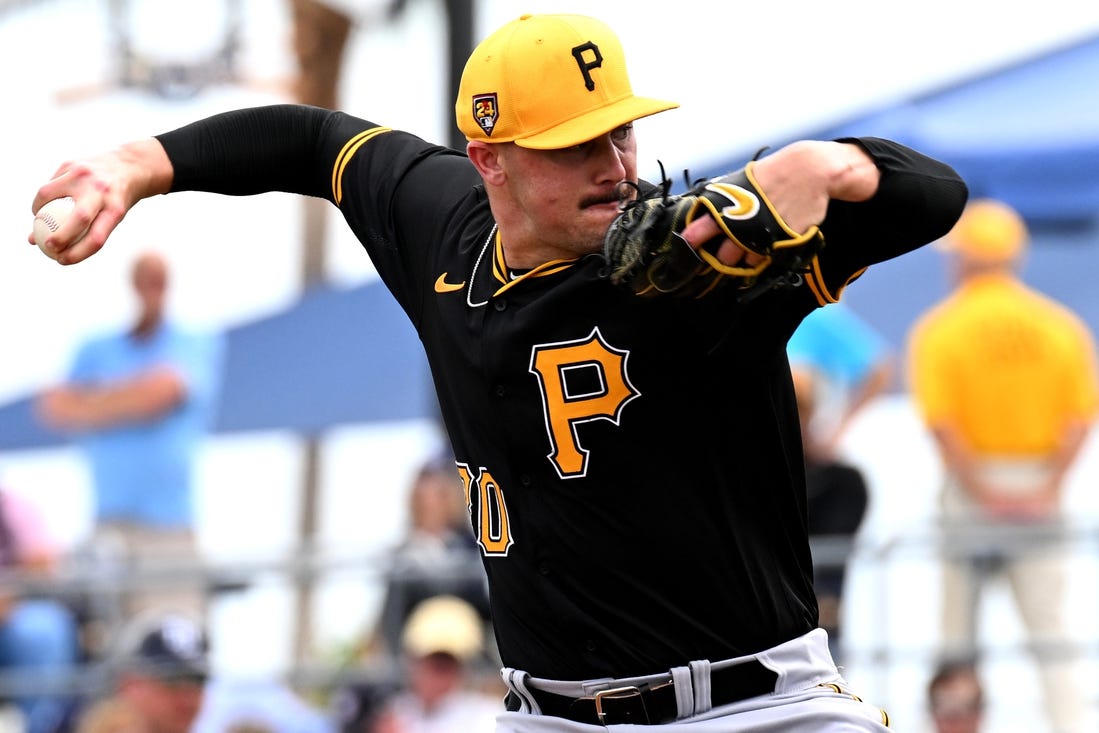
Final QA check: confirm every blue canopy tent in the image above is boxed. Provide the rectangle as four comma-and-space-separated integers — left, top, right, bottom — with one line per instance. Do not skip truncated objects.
213, 280, 436, 435
690, 34, 1099, 358
0, 279, 437, 451
694, 34, 1099, 225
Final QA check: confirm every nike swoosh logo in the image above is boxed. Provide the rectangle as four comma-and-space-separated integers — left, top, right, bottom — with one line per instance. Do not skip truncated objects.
434, 273, 466, 293
705, 182, 760, 221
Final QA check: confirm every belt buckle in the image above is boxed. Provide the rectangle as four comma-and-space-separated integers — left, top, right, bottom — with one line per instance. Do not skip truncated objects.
593, 685, 644, 724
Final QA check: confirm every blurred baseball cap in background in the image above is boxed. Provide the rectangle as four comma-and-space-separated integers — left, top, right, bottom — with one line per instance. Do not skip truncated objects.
329, 678, 402, 733
114, 611, 210, 681
939, 198, 1028, 262
455, 13, 678, 149
400, 595, 484, 662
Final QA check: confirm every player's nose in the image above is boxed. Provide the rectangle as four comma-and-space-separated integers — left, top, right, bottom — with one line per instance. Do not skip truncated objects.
589, 135, 628, 183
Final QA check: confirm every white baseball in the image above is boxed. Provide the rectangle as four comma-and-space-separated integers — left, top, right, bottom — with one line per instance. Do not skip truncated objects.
33, 197, 87, 260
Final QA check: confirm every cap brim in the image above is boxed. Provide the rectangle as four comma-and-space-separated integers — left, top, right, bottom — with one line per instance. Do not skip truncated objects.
515, 96, 679, 150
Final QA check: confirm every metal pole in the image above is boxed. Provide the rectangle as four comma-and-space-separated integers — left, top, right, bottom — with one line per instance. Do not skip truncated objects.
287, 0, 356, 668
445, 0, 474, 151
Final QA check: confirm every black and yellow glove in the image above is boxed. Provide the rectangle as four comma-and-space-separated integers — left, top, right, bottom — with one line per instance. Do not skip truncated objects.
602, 161, 825, 300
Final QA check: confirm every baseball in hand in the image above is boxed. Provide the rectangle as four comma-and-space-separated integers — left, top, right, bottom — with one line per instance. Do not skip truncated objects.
33, 197, 86, 259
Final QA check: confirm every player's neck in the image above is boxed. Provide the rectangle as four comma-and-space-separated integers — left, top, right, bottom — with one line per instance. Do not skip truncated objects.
131, 313, 163, 341
499, 229, 597, 271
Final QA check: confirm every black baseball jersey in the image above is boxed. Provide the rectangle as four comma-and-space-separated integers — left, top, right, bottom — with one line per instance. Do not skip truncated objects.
159, 105, 968, 681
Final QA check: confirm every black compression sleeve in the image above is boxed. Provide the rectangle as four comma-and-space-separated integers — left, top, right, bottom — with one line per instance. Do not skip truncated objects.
805, 137, 968, 295
155, 104, 337, 200
839, 136, 969, 258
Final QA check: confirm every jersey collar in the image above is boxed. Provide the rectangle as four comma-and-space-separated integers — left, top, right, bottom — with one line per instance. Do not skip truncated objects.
490, 228, 580, 297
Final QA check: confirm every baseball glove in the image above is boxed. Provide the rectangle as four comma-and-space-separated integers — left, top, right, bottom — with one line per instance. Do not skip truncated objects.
602, 161, 826, 300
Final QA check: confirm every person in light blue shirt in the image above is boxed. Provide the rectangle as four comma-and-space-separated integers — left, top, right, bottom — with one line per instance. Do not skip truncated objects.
66, 319, 220, 529
786, 302, 894, 453
0, 487, 82, 733
37, 251, 224, 623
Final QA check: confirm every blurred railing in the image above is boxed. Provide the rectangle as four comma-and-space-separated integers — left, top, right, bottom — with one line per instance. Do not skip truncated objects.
0, 523, 1096, 719
814, 518, 1099, 722
0, 542, 488, 703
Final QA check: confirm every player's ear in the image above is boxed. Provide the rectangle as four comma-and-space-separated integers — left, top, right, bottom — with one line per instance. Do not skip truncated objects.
467, 141, 506, 185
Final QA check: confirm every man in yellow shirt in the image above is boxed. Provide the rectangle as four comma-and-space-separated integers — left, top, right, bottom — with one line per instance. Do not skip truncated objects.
907, 199, 1099, 733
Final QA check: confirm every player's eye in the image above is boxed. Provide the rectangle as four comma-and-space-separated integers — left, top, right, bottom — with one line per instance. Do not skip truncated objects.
551, 125, 634, 163
573, 125, 632, 152
611, 123, 634, 146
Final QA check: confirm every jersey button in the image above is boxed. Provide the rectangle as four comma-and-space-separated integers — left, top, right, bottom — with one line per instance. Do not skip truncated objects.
494, 385, 506, 397
493, 299, 507, 311
538, 562, 551, 576
520, 474, 532, 487
585, 640, 598, 652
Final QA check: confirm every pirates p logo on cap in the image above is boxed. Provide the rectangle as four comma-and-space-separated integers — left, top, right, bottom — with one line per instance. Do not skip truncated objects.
455, 14, 678, 150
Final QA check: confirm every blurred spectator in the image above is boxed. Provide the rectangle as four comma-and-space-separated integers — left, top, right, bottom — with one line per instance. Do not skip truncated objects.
193, 675, 334, 733
328, 678, 402, 733
907, 198, 1099, 733
72, 697, 145, 733
35, 250, 225, 629
791, 365, 869, 664
371, 453, 489, 666
383, 596, 501, 733
75, 611, 209, 733
926, 658, 984, 733
787, 302, 894, 453
0, 486, 82, 733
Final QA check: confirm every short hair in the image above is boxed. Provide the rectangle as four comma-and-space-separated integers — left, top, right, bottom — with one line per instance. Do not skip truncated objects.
927, 658, 984, 713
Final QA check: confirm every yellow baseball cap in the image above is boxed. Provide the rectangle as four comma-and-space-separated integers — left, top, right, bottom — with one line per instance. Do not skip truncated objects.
941, 198, 1028, 262
455, 14, 679, 150
401, 595, 485, 662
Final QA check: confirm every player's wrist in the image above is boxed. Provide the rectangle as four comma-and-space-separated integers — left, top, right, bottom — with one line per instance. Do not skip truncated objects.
118, 138, 174, 201
826, 142, 879, 202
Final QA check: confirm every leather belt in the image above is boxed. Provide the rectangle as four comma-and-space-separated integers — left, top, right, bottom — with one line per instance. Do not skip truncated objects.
508, 659, 778, 726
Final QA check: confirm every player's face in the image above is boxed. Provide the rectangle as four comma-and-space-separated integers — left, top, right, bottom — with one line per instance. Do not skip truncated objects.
123, 675, 205, 733
504, 123, 638, 257
133, 253, 169, 318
